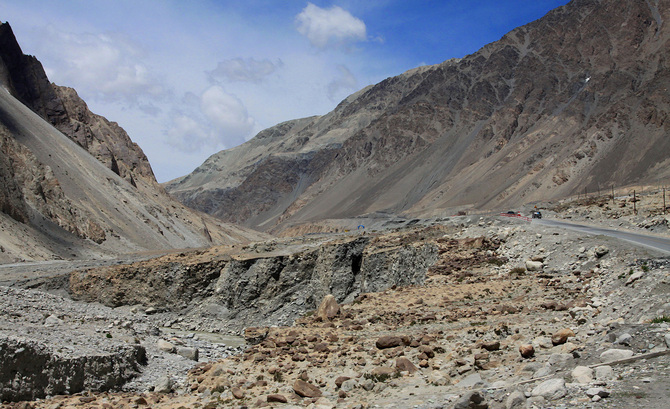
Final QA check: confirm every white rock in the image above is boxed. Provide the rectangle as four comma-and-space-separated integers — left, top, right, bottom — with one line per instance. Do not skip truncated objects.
154, 375, 173, 393
600, 349, 633, 363
586, 387, 610, 398
571, 366, 594, 384
506, 390, 526, 409
43, 314, 63, 327
595, 365, 614, 380
157, 339, 175, 353
340, 379, 358, 392
615, 333, 632, 346
626, 272, 644, 286
456, 372, 483, 388
531, 378, 566, 398
427, 370, 449, 386
526, 260, 544, 271
176, 346, 199, 361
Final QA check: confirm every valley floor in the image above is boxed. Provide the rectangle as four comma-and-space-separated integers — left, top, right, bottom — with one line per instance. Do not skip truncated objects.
2, 205, 670, 408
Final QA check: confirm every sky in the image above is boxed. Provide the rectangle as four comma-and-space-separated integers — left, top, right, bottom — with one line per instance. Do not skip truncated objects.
1, 0, 569, 182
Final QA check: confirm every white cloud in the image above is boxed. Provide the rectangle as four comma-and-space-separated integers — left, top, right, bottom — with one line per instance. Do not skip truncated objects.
32, 26, 166, 103
166, 115, 210, 153
295, 3, 367, 49
166, 86, 256, 153
208, 58, 283, 83
201, 86, 255, 143
327, 64, 358, 101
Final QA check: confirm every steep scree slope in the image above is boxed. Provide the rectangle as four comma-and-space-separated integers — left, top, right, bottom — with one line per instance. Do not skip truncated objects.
0, 24, 266, 261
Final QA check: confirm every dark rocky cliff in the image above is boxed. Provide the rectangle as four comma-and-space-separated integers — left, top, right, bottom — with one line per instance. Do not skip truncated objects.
0, 22, 155, 188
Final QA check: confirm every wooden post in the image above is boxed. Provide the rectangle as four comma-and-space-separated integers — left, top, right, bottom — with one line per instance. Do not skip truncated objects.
633, 190, 637, 215
664, 187, 666, 214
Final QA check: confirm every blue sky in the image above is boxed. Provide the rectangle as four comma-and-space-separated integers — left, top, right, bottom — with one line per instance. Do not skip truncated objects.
0, 0, 569, 182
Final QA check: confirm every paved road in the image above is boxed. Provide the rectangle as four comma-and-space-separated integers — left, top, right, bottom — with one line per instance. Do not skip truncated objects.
535, 219, 670, 255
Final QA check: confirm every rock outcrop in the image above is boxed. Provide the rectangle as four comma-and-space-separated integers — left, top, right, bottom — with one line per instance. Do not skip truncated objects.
69, 233, 440, 330
0, 337, 146, 401
167, 0, 670, 232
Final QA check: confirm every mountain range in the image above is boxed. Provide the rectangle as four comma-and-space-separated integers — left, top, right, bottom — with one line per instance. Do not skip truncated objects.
166, 0, 670, 232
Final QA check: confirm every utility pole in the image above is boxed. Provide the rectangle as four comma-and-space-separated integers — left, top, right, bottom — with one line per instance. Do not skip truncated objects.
633, 190, 637, 215
611, 185, 615, 206
664, 187, 666, 214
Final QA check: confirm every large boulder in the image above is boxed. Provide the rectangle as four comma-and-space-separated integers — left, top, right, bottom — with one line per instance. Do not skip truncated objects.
317, 294, 340, 321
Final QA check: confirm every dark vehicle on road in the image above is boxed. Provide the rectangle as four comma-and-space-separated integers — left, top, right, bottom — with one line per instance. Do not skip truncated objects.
532, 211, 542, 219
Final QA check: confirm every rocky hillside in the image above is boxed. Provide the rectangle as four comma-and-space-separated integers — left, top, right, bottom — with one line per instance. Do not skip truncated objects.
166, 0, 670, 232
0, 23, 266, 262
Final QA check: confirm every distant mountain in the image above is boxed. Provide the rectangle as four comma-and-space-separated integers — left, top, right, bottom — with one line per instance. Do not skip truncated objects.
0, 22, 265, 262
166, 0, 670, 232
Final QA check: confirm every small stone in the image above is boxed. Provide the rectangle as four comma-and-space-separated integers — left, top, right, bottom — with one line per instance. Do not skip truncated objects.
340, 379, 358, 392
232, 387, 245, 399
418, 344, 435, 358
154, 375, 174, 394
525, 260, 544, 271
600, 349, 633, 363
551, 328, 575, 345
594, 246, 609, 258
244, 327, 269, 345
376, 335, 403, 349
586, 387, 610, 398
395, 356, 418, 374
43, 315, 63, 327
360, 379, 375, 391
481, 340, 500, 351
267, 394, 288, 403
626, 272, 644, 286
453, 391, 488, 409
427, 370, 448, 386
293, 379, 322, 398
531, 378, 565, 398
456, 372, 483, 388
571, 366, 594, 384
519, 344, 535, 358
335, 376, 350, 389
157, 339, 175, 353
615, 333, 632, 346
506, 390, 526, 409
176, 346, 199, 361
595, 365, 614, 380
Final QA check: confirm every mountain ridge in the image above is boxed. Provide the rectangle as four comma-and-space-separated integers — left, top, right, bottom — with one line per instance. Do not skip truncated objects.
166, 0, 670, 232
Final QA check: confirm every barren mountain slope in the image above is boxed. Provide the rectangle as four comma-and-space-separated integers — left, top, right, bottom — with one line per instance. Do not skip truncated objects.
0, 22, 154, 188
0, 25, 267, 262
166, 0, 670, 232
